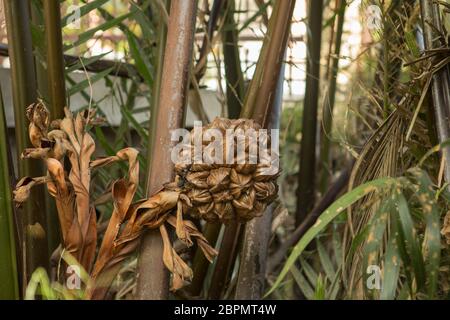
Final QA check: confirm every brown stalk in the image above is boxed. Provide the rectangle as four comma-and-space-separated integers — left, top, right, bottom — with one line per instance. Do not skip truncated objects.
135, 0, 199, 300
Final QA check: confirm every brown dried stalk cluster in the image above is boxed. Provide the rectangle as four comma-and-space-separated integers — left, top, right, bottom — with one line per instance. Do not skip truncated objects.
13, 102, 280, 299
175, 117, 280, 223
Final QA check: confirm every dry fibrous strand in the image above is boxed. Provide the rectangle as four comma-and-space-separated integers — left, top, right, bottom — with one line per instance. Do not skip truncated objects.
13, 102, 280, 299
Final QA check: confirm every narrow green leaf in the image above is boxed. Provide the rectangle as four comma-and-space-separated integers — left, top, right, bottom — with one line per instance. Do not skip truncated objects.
125, 30, 154, 86
290, 266, 314, 300
313, 274, 326, 300
362, 197, 392, 298
65, 51, 111, 74
380, 234, 400, 300
299, 256, 318, 286
408, 168, 441, 298
61, 0, 109, 27
317, 239, 335, 281
395, 192, 425, 291
67, 66, 114, 96
64, 13, 132, 51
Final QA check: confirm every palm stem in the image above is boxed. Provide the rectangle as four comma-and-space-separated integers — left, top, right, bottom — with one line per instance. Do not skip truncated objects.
0, 86, 20, 300
296, 0, 324, 225
3, 0, 49, 282
319, 0, 347, 192
136, 0, 198, 300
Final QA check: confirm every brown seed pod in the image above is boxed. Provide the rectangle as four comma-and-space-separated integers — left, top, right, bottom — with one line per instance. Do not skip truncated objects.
176, 117, 280, 223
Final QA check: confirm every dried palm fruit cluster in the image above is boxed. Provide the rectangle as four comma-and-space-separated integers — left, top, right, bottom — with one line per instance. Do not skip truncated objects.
14, 102, 280, 299
175, 117, 280, 223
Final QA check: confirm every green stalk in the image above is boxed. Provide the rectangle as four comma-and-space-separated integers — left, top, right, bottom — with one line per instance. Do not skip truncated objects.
3, 0, 49, 282
241, 0, 296, 127
296, 0, 324, 225
188, 222, 221, 296
43, 0, 66, 120
319, 0, 346, 193
0, 86, 20, 300
235, 52, 285, 299
222, 0, 245, 119
30, 0, 49, 104
146, 0, 170, 189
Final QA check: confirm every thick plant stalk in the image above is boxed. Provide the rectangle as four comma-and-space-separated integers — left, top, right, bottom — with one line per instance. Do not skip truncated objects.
241, 0, 296, 126
43, 0, 66, 120
296, 0, 324, 225
419, 0, 450, 182
136, 0, 198, 300
0, 86, 19, 299
146, 0, 169, 189
223, 0, 245, 119
235, 54, 285, 299
207, 222, 243, 299
3, 0, 49, 280
319, 0, 346, 192
195, 0, 225, 81
188, 222, 221, 296
208, 0, 295, 299
30, 1, 49, 104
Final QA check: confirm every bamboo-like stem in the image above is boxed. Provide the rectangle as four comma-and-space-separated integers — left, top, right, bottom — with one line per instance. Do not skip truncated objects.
241, 0, 296, 127
235, 54, 285, 299
295, 0, 324, 225
136, 0, 198, 300
146, 0, 169, 189
188, 222, 221, 296
208, 0, 295, 299
419, 0, 450, 183
43, 0, 66, 120
30, 1, 49, 103
207, 222, 242, 299
195, 0, 225, 81
319, 0, 346, 193
3, 0, 49, 281
222, 0, 245, 119
0, 86, 19, 300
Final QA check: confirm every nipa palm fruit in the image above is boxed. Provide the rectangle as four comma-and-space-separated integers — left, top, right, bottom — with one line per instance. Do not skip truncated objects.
174, 117, 280, 224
